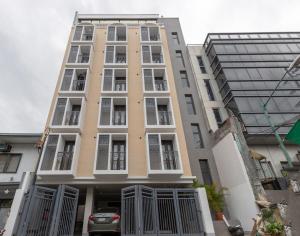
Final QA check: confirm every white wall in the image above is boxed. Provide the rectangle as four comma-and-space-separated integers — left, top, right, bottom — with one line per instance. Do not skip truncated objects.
0, 143, 39, 183
212, 133, 258, 231
187, 45, 228, 132
249, 144, 298, 177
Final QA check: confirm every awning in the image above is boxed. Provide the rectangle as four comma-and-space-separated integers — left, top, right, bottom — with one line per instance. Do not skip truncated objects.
285, 119, 300, 145
250, 149, 267, 161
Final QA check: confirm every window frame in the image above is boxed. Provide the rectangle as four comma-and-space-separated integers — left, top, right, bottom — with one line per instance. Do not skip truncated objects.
94, 133, 128, 176
104, 45, 128, 65
101, 68, 128, 94
141, 45, 165, 65
199, 159, 213, 185
106, 24, 128, 42
72, 24, 95, 42
0, 154, 22, 173
197, 56, 207, 74
191, 123, 204, 148
142, 68, 169, 94
184, 94, 196, 115
140, 25, 161, 42
180, 71, 190, 88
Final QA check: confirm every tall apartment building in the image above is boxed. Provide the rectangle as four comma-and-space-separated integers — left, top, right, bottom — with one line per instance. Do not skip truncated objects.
187, 33, 300, 231
34, 14, 214, 236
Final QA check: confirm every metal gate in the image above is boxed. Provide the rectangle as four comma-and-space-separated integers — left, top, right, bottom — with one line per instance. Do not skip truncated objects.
121, 185, 203, 236
15, 185, 79, 236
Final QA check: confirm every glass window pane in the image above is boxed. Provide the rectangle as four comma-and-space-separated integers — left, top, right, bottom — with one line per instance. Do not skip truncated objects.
142, 46, 151, 63
107, 26, 115, 41
105, 46, 114, 63
6, 155, 21, 172
68, 46, 78, 63
185, 95, 196, 114
141, 27, 149, 41
73, 26, 83, 41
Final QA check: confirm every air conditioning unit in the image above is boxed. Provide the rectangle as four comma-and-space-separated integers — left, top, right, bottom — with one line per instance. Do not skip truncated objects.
0, 143, 12, 152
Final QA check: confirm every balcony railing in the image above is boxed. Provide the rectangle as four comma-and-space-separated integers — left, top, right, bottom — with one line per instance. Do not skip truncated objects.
64, 111, 80, 126
77, 54, 90, 63
155, 80, 168, 91
115, 54, 126, 63
112, 114, 126, 125
114, 81, 126, 91
111, 152, 126, 170
55, 151, 73, 170
162, 151, 178, 170
152, 55, 163, 63
82, 33, 93, 41
72, 79, 85, 91
158, 111, 172, 125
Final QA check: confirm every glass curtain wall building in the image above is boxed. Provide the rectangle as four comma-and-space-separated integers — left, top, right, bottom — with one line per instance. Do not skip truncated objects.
203, 32, 300, 134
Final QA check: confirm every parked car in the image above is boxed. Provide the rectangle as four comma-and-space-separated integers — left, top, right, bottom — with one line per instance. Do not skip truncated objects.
88, 207, 120, 235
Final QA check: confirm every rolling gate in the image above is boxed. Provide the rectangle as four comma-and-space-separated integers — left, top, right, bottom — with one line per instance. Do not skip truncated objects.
14, 185, 79, 236
122, 185, 204, 236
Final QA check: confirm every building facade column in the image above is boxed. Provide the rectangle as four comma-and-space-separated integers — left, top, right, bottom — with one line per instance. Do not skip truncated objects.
82, 187, 94, 236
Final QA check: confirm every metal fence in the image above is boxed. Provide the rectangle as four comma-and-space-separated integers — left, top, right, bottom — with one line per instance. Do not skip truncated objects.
121, 185, 203, 236
15, 185, 79, 236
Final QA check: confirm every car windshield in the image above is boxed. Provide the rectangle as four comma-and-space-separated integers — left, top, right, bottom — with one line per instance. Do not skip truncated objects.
97, 207, 118, 213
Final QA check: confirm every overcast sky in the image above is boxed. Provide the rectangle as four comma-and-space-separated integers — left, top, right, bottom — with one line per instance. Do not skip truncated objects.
0, 0, 300, 133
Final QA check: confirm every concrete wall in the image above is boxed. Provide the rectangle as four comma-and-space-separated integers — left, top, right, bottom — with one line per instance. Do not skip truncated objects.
158, 18, 221, 185
0, 143, 39, 183
187, 45, 228, 133
249, 144, 299, 177
212, 133, 258, 231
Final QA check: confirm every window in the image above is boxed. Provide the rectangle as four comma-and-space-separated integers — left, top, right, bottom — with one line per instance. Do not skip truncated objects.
145, 97, 174, 126
143, 68, 168, 92
147, 133, 182, 172
73, 25, 94, 41
180, 71, 189, 88
142, 45, 164, 64
185, 95, 196, 114
99, 97, 127, 127
171, 32, 180, 45
197, 56, 207, 73
199, 160, 213, 185
105, 45, 127, 64
191, 124, 204, 148
0, 154, 21, 173
95, 134, 127, 171
107, 25, 126, 41
141, 26, 160, 41
67, 45, 91, 64
102, 68, 127, 92
176, 50, 185, 67
60, 69, 87, 92
213, 108, 222, 127
204, 79, 215, 101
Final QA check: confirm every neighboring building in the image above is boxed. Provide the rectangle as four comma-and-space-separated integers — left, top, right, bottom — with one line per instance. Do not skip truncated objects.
158, 19, 221, 187
35, 14, 214, 236
187, 33, 300, 231
0, 133, 40, 231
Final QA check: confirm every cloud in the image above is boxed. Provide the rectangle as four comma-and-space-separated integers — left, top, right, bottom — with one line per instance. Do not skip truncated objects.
0, 0, 299, 132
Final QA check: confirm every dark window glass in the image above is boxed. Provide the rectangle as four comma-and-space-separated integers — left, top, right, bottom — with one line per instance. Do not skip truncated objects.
204, 79, 215, 101
185, 95, 196, 114
191, 123, 204, 148
176, 50, 185, 67
180, 71, 189, 88
0, 154, 21, 173
199, 160, 213, 185
213, 108, 222, 127
171, 32, 180, 45
197, 56, 207, 74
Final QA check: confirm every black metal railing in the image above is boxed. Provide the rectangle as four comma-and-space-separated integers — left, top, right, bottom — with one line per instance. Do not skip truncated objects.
152, 54, 163, 63
158, 111, 172, 125
56, 151, 73, 170
111, 151, 126, 170
77, 54, 90, 63
155, 80, 168, 91
115, 54, 126, 63
81, 33, 93, 41
64, 111, 80, 125
112, 114, 126, 125
72, 80, 85, 91
162, 151, 178, 170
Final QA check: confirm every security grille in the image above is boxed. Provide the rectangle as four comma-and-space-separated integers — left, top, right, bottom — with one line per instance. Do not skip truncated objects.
15, 185, 79, 236
121, 185, 203, 236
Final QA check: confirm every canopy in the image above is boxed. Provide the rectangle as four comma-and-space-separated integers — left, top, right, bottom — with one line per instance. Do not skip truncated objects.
285, 119, 300, 145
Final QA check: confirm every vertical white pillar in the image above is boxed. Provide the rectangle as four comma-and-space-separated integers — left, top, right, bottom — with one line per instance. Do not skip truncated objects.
196, 187, 215, 236
82, 187, 94, 236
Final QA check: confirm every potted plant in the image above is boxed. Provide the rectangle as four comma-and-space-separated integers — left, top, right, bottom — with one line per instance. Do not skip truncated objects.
192, 180, 226, 220
264, 221, 284, 236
